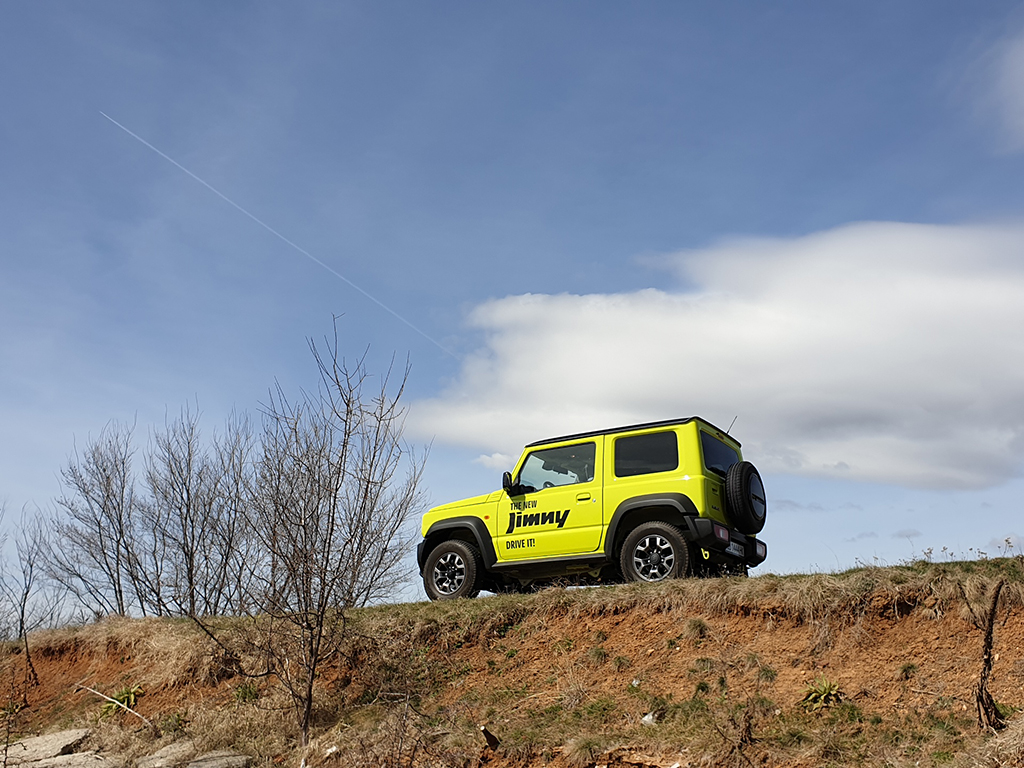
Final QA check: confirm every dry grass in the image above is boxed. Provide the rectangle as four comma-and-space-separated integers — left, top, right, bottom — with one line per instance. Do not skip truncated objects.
959, 714, 1024, 767
11, 556, 1024, 768
31, 616, 234, 689
187, 699, 295, 758
349, 557, 1024, 644
321, 557, 1024, 767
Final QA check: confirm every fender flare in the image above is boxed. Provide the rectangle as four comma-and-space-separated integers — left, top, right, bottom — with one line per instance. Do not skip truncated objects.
603, 493, 700, 560
420, 516, 498, 573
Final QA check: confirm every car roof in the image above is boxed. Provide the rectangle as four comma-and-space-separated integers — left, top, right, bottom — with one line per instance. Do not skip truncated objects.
524, 417, 740, 448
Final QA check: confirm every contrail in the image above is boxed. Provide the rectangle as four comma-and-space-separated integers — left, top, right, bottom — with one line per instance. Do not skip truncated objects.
99, 111, 458, 359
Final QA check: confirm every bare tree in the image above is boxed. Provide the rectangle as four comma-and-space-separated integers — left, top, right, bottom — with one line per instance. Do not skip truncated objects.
0, 502, 9, 642
42, 327, 423, 747
145, 407, 258, 617
201, 330, 425, 746
47, 421, 147, 616
309, 343, 425, 609
206, 412, 258, 615
146, 406, 214, 616
0, 510, 65, 691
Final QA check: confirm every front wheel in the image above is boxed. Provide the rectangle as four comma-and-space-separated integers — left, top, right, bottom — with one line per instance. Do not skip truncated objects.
423, 540, 482, 600
619, 522, 690, 583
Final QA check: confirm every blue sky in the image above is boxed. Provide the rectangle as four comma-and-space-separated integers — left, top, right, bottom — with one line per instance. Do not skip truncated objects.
3, 3, 1024, 592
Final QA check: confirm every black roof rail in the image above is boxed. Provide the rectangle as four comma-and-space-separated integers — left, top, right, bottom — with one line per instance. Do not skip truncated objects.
525, 416, 739, 448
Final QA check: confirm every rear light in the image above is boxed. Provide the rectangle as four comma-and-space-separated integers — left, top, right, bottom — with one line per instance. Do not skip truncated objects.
756, 541, 766, 558
713, 524, 730, 543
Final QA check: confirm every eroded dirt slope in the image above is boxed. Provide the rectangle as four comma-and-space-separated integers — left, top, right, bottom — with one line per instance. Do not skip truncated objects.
4, 561, 1024, 767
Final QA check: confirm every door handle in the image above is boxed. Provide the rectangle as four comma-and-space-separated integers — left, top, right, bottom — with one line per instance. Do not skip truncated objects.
576, 492, 591, 502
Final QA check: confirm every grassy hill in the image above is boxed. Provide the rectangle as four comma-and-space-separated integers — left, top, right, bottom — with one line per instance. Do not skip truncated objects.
4, 558, 1024, 767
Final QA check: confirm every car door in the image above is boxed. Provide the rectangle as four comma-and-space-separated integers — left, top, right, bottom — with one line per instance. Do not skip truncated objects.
497, 438, 604, 560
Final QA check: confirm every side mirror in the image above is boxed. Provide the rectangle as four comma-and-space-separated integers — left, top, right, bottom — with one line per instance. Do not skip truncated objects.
502, 471, 514, 495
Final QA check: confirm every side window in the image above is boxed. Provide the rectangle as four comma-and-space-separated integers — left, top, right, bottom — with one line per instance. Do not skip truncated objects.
517, 442, 596, 493
699, 431, 739, 477
614, 431, 679, 477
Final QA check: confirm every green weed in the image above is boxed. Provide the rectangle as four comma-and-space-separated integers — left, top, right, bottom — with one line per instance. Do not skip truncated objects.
100, 684, 143, 718
234, 681, 259, 704
799, 676, 842, 712
158, 711, 189, 734
553, 638, 575, 655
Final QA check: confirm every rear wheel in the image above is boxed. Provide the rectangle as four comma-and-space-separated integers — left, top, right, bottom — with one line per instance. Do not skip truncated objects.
619, 522, 690, 583
423, 540, 482, 600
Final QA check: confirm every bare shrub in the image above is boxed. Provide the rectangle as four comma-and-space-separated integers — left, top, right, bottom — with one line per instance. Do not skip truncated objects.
196, 328, 426, 746
0, 510, 63, 689
47, 421, 147, 617
144, 408, 256, 617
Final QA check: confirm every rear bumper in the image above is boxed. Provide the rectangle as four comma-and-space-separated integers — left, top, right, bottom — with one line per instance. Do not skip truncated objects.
686, 517, 767, 567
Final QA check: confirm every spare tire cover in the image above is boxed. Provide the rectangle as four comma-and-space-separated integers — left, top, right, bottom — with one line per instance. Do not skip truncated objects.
725, 461, 766, 535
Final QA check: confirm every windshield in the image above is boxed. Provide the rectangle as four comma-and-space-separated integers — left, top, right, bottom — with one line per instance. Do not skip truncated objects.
700, 431, 739, 478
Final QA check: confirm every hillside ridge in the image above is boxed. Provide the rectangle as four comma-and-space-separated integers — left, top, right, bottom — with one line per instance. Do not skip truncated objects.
4, 558, 1024, 767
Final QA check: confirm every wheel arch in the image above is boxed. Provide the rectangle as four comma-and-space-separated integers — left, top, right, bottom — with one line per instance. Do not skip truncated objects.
604, 493, 700, 561
419, 517, 497, 574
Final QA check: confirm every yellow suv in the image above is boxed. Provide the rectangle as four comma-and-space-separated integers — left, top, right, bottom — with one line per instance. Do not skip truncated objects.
418, 417, 767, 600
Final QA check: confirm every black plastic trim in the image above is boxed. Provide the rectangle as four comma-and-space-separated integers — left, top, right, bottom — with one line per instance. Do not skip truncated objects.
488, 553, 607, 579
603, 493, 700, 559
687, 517, 768, 566
419, 517, 498, 573
525, 416, 739, 448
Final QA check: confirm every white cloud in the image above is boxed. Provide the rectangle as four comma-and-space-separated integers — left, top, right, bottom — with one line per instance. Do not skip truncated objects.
892, 529, 922, 540
985, 533, 1024, 553
473, 452, 516, 470
971, 25, 1024, 150
995, 31, 1024, 148
845, 532, 878, 542
409, 221, 1024, 489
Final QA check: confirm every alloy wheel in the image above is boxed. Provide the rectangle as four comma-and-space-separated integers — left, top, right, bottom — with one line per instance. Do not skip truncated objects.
432, 551, 466, 595
632, 534, 675, 581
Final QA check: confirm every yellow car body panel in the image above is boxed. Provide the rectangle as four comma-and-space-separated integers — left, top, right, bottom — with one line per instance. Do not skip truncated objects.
420, 490, 502, 542
498, 435, 605, 560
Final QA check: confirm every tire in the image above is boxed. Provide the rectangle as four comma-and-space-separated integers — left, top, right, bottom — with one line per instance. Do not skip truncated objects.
423, 540, 482, 600
619, 522, 690, 583
725, 461, 766, 535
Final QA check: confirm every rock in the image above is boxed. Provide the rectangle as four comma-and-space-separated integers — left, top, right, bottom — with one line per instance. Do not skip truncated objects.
186, 751, 251, 768
6, 729, 92, 765
137, 742, 196, 768
16, 753, 116, 768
